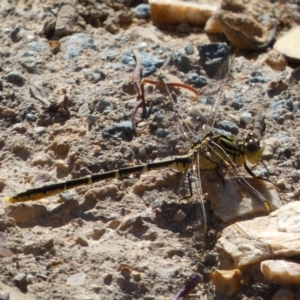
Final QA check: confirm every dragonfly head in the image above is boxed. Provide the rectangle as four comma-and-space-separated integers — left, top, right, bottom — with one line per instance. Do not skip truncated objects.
244, 132, 265, 164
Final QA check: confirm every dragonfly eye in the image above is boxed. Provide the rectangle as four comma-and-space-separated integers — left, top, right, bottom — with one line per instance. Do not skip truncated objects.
245, 132, 260, 153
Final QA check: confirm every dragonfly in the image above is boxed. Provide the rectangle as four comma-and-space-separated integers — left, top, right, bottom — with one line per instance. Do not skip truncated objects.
3, 45, 271, 235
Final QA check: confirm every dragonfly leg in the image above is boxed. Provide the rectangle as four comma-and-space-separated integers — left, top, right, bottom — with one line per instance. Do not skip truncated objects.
214, 166, 226, 188
186, 170, 193, 198
244, 162, 272, 183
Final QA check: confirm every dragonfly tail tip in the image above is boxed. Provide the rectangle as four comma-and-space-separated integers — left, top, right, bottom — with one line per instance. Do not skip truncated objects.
2, 196, 16, 203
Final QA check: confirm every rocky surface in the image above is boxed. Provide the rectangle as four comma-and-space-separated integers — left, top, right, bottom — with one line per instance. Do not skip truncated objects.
0, 0, 300, 299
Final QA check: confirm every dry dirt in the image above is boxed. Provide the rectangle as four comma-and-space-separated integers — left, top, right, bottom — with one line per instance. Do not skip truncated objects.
0, 0, 299, 299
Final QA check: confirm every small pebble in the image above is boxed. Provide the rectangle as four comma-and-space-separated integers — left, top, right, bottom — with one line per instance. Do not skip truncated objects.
102, 121, 134, 139
92, 225, 106, 240
121, 51, 164, 76
66, 272, 86, 286
96, 98, 111, 112
76, 236, 89, 247
231, 95, 244, 110
173, 209, 186, 223
184, 44, 194, 55
28, 41, 49, 53
34, 126, 46, 134
156, 128, 169, 138
134, 4, 150, 19
64, 33, 99, 59
187, 73, 207, 88
249, 75, 271, 83
78, 103, 90, 116
10, 26, 22, 42
13, 273, 27, 290
240, 112, 252, 125
26, 113, 37, 122
171, 51, 191, 72
218, 120, 239, 134
0, 291, 9, 300
86, 114, 98, 126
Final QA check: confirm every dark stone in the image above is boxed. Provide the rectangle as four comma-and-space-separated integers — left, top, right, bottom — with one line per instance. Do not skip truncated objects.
187, 73, 207, 88
10, 26, 22, 42
102, 121, 134, 140
231, 95, 244, 110
13, 273, 27, 291
171, 51, 191, 72
156, 128, 169, 138
5, 72, 26, 87
121, 51, 164, 76
249, 76, 271, 83
197, 43, 230, 78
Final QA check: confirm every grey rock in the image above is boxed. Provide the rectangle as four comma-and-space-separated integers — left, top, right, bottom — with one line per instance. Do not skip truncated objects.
0, 291, 9, 300
231, 95, 244, 110
240, 112, 252, 125
201, 251, 218, 266
171, 51, 191, 72
59, 192, 75, 202
96, 98, 111, 112
86, 114, 98, 126
19, 51, 45, 73
121, 51, 164, 76
84, 69, 105, 83
10, 26, 22, 42
153, 112, 164, 123
26, 113, 37, 122
271, 99, 295, 112
64, 33, 99, 59
249, 76, 271, 83
218, 120, 239, 134
78, 103, 90, 116
102, 121, 134, 140
13, 273, 27, 290
184, 44, 194, 55
28, 41, 50, 53
134, 4, 150, 19
34, 126, 46, 134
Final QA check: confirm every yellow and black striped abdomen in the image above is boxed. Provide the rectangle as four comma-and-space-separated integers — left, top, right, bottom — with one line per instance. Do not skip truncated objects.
3, 155, 193, 203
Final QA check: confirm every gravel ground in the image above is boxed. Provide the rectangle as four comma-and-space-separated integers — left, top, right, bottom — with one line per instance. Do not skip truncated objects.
0, 0, 299, 299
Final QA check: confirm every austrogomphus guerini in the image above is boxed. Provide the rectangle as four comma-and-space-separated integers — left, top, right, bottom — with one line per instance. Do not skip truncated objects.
3, 44, 272, 235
